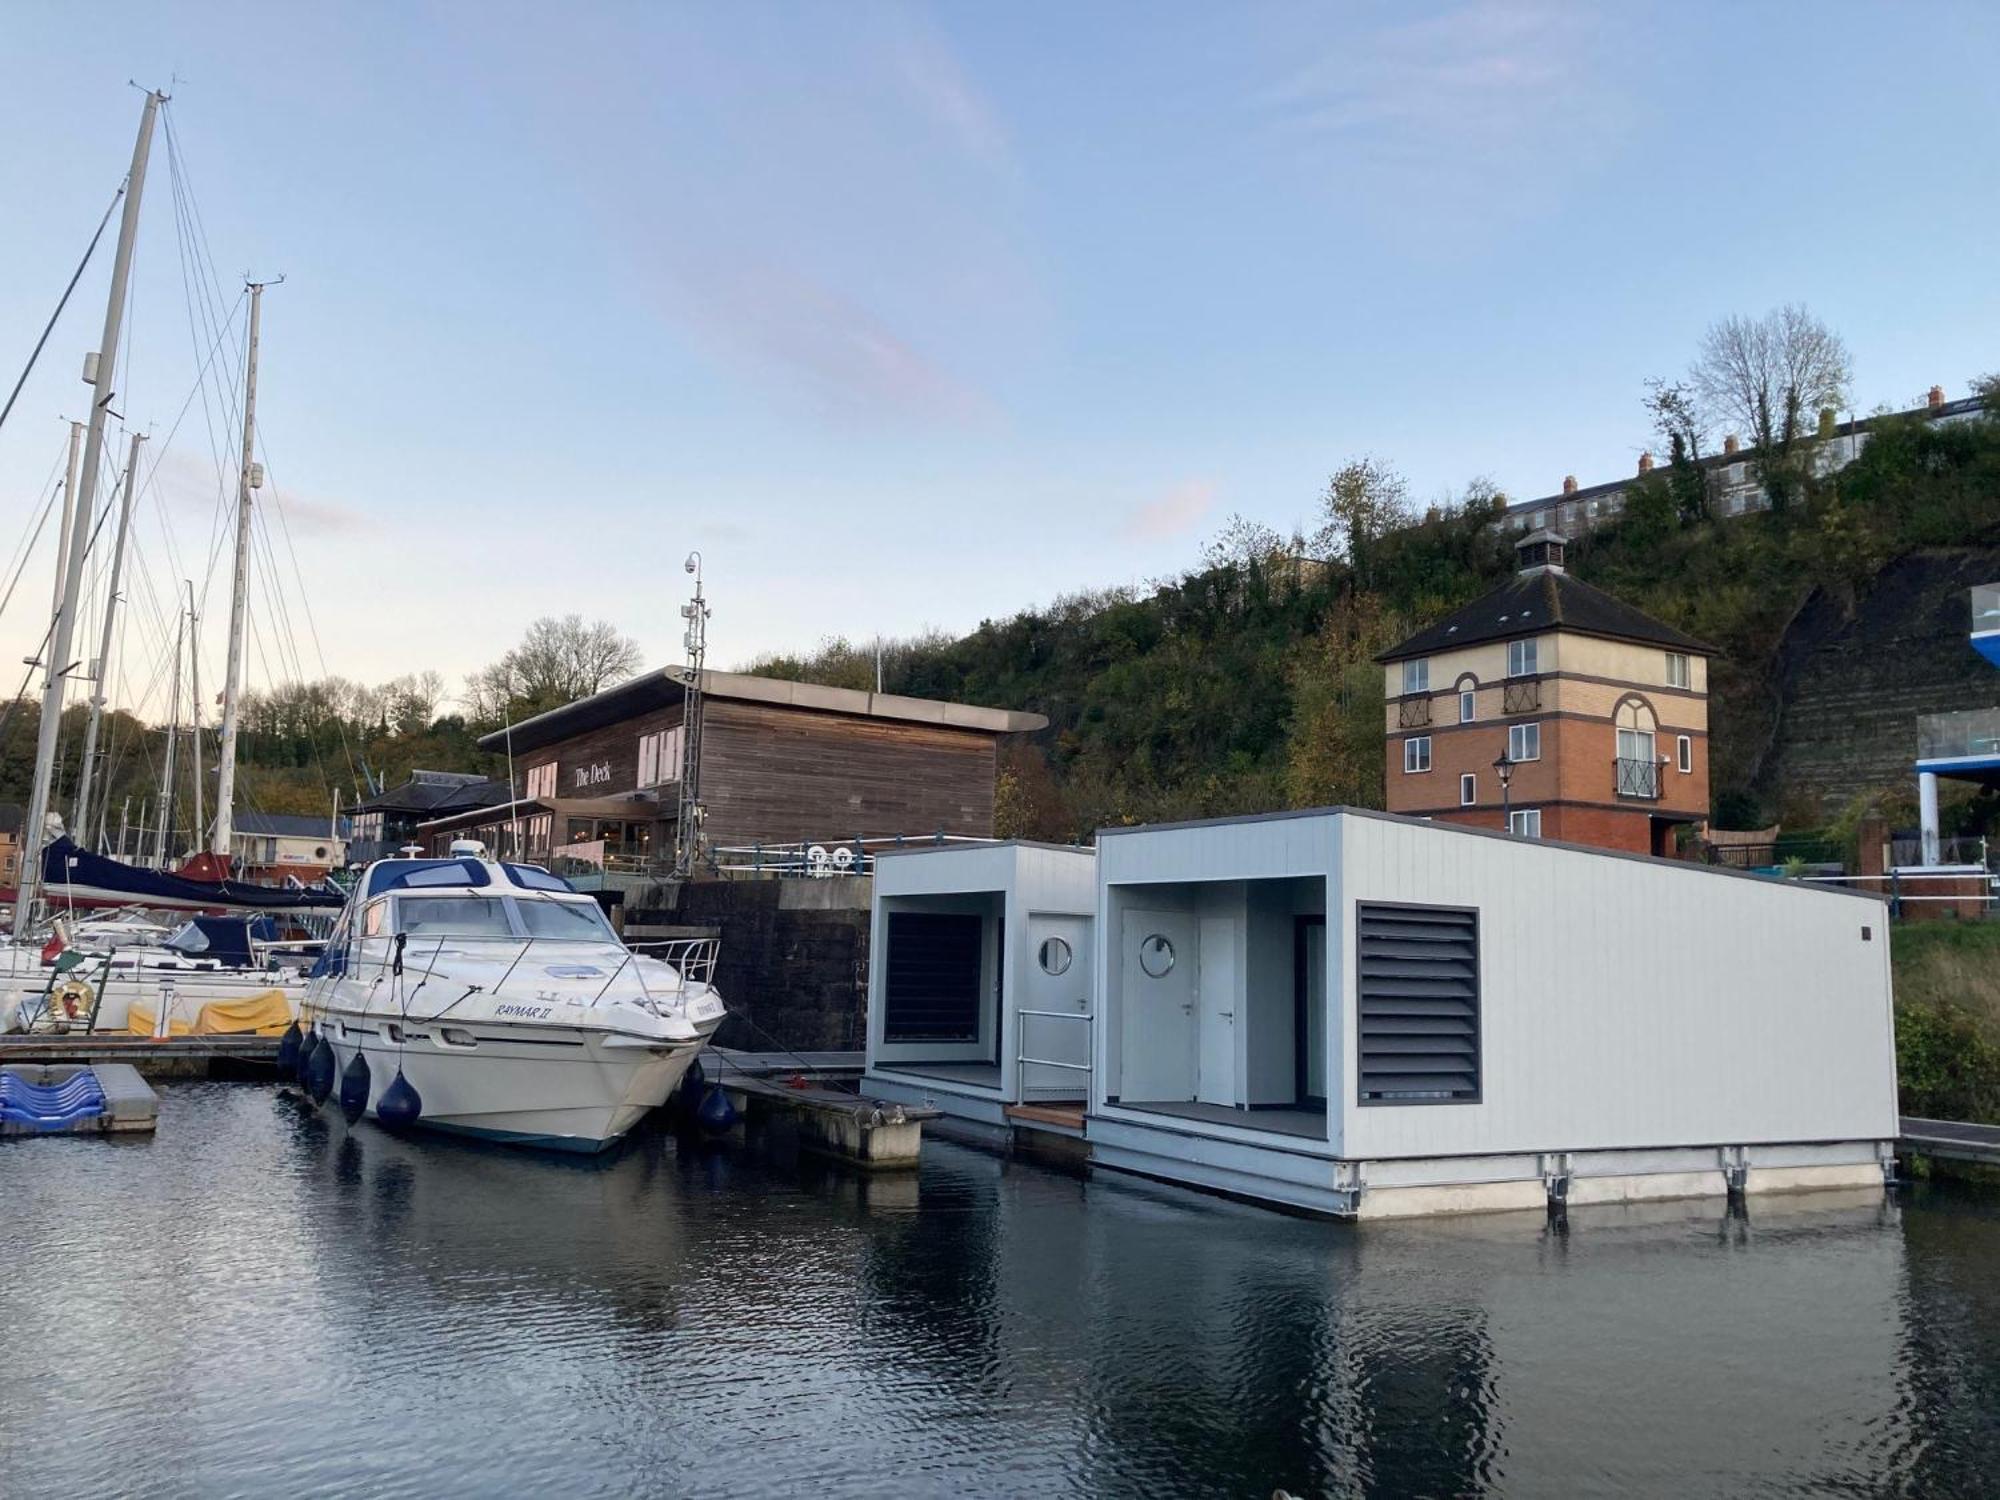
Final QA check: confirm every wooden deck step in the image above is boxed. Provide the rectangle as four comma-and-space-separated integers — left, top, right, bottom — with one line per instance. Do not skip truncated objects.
1005, 1102, 1086, 1132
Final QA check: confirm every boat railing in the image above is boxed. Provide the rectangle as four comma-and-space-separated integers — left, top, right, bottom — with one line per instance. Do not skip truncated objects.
624, 936, 720, 990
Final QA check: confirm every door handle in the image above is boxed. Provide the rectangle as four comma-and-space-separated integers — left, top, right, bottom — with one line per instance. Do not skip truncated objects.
1219, 1011, 1234, 1020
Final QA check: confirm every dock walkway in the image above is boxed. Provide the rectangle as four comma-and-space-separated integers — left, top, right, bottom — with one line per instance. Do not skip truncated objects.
1900, 1115, 2000, 1168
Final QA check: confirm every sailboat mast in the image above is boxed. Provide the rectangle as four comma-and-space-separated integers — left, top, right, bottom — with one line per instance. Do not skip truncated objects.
45, 422, 81, 651
155, 607, 184, 868
13, 88, 162, 938
72, 429, 145, 844
211, 278, 264, 858
188, 580, 204, 851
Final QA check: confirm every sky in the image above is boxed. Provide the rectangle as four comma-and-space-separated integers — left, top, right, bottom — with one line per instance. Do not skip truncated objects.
1, 1, 1996, 723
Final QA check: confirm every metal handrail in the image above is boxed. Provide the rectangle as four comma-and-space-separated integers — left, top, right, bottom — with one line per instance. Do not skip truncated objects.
1016, 1008, 1092, 1076
711, 832, 1005, 878
1614, 756, 1661, 799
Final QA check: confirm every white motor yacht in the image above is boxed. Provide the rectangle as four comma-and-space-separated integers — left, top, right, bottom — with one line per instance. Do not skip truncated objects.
303, 849, 726, 1151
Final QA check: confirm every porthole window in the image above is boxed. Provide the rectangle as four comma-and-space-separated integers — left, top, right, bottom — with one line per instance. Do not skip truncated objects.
1037, 936, 1073, 976
1139, 933, 1176, 978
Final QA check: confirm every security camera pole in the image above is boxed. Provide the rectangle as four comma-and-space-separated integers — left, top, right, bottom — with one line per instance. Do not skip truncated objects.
673, 552, 710, 878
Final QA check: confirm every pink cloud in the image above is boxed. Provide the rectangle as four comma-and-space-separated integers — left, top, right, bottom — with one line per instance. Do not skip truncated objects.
1122, 480, 1217, 542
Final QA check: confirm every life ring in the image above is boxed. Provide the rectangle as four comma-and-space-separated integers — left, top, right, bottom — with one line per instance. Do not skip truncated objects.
53, 978, 94, 1023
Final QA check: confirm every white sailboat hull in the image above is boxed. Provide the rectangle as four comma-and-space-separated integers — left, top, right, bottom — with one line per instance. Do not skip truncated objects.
0, 946, 304, 1033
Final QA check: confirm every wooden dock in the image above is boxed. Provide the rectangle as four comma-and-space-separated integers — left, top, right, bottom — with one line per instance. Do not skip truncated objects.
707, 1051, 938, 1169
0, 1033, 280, 1079
1900, 1115, 2000, 1168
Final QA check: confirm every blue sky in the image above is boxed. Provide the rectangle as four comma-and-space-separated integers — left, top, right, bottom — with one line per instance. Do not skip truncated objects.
2, 2, 1996, 718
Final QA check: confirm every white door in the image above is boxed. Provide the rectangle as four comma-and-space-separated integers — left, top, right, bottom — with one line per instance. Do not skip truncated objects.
1196, 916, 1238, 1107
1021, 914, 1092, 1101
1121, 909, 1197, 1101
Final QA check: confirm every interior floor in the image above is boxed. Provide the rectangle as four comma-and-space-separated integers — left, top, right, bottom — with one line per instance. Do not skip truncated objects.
872, 1061, 1004, 1091
1119, 1099, 1328, 1140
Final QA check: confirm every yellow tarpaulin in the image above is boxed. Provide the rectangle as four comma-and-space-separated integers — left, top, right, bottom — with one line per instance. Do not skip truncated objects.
125, 1003, 193, 1037
126, 989, 294, 1037
195, 990, 294, 1036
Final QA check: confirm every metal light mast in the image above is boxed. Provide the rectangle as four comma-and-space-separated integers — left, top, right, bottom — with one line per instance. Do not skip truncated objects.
673, 552, 710, 877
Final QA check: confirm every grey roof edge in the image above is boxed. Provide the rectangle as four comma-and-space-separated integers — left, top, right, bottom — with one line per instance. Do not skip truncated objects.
1092, 803, 1887, 904
872, 838, 1094, 859
476, 666, 1045, 751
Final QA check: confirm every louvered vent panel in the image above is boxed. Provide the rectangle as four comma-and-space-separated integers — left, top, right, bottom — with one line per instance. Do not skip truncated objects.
1357, 904, 1480, 1102
883, 912, 983, 1042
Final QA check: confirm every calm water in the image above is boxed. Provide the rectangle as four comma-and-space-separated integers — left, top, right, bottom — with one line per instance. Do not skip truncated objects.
4, 1085, 1999, 1498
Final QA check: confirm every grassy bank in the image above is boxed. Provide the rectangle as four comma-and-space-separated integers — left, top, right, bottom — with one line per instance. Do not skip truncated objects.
1893, 921, 2000, 1124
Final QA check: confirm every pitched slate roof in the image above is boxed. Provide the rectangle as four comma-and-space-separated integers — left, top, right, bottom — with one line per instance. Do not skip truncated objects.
1376, 568, 1718, 664
233, 811, 352, 840
351, 769, 497, 816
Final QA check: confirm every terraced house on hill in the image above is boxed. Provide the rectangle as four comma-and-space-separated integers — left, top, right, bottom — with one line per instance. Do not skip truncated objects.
1377, 529, 1716, 856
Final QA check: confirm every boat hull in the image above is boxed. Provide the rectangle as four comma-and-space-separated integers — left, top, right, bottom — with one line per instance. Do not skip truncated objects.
314, 1011, 711, 1152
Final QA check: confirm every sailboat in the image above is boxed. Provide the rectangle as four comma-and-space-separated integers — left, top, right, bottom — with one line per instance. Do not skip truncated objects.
0, 93, 327, 1036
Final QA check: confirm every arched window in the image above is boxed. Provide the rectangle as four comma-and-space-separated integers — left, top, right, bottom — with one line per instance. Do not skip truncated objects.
1454, 673, 1478, 723
1614, 697, 1658, 768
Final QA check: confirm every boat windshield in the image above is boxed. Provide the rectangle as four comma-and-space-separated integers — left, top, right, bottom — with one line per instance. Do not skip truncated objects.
396, 896, 516, 939
514, 898, 617, 942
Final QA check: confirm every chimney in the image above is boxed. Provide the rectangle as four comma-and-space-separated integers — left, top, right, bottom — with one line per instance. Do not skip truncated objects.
1818, 407, 1836, 437
1928, 384, 1946, 412
1561, 475, 1577, 495
1637, 451, 1654, 475
1722, 433, 1739, 456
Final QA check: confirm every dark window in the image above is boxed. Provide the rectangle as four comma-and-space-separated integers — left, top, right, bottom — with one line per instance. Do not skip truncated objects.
883, 912, 984, 1043
1356, 903, 1480, 1104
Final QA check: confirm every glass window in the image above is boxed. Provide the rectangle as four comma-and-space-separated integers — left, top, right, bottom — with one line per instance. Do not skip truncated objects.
1459, 773, 1476, 806
1666, 652, 1691, 688
525, 762, 556, 800
396, 896, 515, 938
1403, 736, 1432, 773
515, 898, 616, 941
1509, 808, 1542, 838
1402, 659, 1429, 694
1678, 735, 1693, 773
1507, 639, 1539, 678
1617, 728, 1657, 764
1037, 936, 1073, 976
1458, 688, 1476, 723
1139, 934, 1176, 978
1507, 722, 1541, 761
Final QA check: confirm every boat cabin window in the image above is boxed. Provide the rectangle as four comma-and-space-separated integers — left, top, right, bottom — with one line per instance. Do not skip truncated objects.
396, 896, 516, 938
361, 901, 388, 937
514, 898, 616, 941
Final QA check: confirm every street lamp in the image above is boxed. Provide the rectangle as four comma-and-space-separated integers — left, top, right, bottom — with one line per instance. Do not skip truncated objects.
1492, 751, 1514, 832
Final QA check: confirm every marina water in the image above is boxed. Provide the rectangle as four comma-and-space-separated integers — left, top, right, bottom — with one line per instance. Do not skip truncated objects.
4, 1083, 1998, 1497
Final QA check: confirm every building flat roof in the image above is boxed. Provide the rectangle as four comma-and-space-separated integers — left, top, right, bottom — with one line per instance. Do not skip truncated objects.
477, 667, 1047, 755
1093, 803, 1886, 903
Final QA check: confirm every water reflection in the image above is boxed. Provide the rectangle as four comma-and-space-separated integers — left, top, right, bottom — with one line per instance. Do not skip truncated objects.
0, 1084, 1996, 1498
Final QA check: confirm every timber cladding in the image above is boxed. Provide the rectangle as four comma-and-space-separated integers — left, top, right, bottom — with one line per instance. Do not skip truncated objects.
521, 705, 684, 800
697, 698, 997, 846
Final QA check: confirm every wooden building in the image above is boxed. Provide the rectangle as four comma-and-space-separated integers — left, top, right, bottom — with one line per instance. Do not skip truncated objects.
1376, 530, 1716, 856
436, 669, 1045, 871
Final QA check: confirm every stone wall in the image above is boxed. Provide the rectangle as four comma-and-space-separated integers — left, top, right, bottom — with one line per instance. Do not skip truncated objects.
629, 876, 871, 1053
1760, 549, 2000, 818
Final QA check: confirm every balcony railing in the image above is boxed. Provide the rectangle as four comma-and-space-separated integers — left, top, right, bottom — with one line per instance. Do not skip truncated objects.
1614, 756, 1661, 800
1918, 708, 2000, 762
1502, 679, 1540, 715
1397, 697, 1433, 729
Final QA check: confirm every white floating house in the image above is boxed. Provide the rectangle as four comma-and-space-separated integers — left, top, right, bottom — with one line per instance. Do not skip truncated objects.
863, 841, 1096, 1132
1088, 808, 1899, 1219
